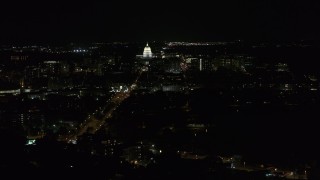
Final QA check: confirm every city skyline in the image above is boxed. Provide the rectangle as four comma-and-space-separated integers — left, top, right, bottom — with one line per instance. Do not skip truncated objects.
0, 39, 319, 179
1, 1, 320, 179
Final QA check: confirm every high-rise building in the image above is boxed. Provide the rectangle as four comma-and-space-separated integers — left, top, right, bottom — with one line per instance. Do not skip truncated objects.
11, 55, 28, 62
41, 61, 61, 77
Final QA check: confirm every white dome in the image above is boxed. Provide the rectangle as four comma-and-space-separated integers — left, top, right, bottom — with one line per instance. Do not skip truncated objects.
143, 43, 153, 58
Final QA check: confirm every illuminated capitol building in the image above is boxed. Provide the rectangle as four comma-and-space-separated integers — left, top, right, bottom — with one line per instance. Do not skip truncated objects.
136, 43, 154, 59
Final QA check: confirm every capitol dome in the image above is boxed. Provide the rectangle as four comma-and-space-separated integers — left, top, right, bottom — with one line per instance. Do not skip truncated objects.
143, 43, 153, 58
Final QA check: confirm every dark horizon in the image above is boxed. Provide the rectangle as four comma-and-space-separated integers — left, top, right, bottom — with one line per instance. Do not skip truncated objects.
1, 0, 320, 43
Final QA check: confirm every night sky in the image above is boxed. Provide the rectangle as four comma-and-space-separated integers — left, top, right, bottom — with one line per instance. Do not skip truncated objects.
1, 0, 320, 43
